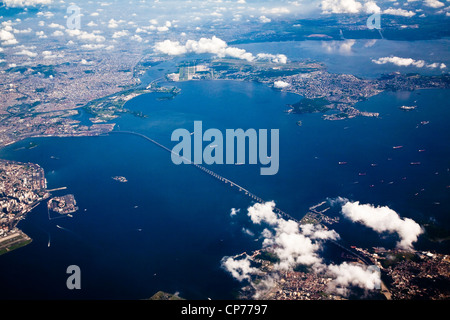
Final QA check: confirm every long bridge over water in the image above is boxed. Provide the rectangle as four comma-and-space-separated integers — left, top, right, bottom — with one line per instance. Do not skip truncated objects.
110, 130, 295, 221
109, 130, 371, 265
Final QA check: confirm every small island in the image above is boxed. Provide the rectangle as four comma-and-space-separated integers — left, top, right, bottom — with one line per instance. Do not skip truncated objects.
148, 291, 185, 300
47, 194, 78, 215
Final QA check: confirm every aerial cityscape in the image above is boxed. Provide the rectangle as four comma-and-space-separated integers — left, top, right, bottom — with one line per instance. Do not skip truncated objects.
0, 0, 449, 304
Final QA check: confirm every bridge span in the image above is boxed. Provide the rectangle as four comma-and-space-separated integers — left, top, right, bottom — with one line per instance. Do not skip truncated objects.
109, 130, 371, 265
110, 130, 295, 222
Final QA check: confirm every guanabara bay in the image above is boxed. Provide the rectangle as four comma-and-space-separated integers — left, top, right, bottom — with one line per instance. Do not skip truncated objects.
0, 0, 449, 305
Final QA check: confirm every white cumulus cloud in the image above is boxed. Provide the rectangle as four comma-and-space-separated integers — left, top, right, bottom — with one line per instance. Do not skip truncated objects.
424, 0, 445, 8
372, 56, 446, 69
222, 201, 385, 297
259, 16, 271, 23
221, 255, 261, 282
321, 0, 380, 14
327, 262, 381, 296
383, 8, 416, 17
0, 29, 18, 45
154, 36, 287, 64
112, 30, 129, 39
321, 0, 363, 13
247, 201, 339, 270
3, 0, 52, 7
340, 199, 423, 250
273, 80, 290, 89
14, 49, 37, 57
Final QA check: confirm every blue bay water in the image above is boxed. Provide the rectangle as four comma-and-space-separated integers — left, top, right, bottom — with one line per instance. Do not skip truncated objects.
0, 79, 449, 299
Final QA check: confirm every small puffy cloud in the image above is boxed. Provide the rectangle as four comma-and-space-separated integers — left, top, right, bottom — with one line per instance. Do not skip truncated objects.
364, 1, 381, 14
256, 53, 288, 64
426, 62, 447, 69
37, 11, 54, 18
15, 49, 37, 57
36, 31, 47, 38
66, 29, 105, 43
112, 30, 129, 38
273, 80, 290, 89
372, 56, 446, 69
327, 262, 381, 296
424, 0, 444, 8
131, 35, 143, 42
3, 0, 52, 7
0, 29, 18, 45
48, 23, 65, 29
52, 30, 64, 37
259, 16, 271, 23
108, 19, 125, 29
42, 50, 63, 59
154, 39, 187, 55
14, 28, 32, 34
157, 26, 169, 32
321, 0, 380, 14
340, 200, 423, 250
260, 7, 290, 15
383, 8, 416, 17
81, 43, 105, 50
372, 56, 425, 67
221, 255, 261, 282
321, 0, 362, 14
230, 208, 240, 217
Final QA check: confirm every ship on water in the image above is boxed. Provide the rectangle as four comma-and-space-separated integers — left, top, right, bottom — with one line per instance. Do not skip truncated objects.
393, 146, 403, 149
399, 105, 417, 111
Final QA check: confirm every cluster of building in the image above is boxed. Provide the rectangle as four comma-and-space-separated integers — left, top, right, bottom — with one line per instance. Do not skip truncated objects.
0, 44, 144, 148
385, 251, 450, 299
285, 71, 382, 102
271, 271, 340, 300
0, 51, 141, 113
238, 248, 346, 300
352, 246, 450, 299
0, 160, 48, 234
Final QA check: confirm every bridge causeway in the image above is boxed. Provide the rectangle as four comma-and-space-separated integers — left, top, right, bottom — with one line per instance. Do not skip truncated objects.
109, 130, 371, 265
